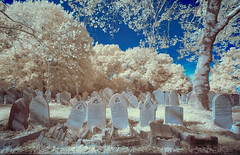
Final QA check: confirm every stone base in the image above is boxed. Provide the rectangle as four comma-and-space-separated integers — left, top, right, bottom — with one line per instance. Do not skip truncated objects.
187, 135, 218, 148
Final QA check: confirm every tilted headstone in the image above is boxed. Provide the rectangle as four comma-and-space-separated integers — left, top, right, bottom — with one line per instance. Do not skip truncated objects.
56, 93, 60, 103
102, 87, 114, 105
6, 87, 19, 104
169, 91, 179, 106
23, 87, 35, 107
29, 96, 50, 127
82, 91, 89, 101
35, 89, 43, 97
0, 87, 5, 104
212, 94, 233, 129
87, 96, 106, 130
45, 90, 52, 103
139, 94, 158, 127
65, 101, 87, 131
60, 91, 71, 105
8, 98, 29, 130
128, 95, 138, 108
208, 91, 216, 109
153, 89, 165, 104
109, 93, 129, 129
164, 106, 183, 126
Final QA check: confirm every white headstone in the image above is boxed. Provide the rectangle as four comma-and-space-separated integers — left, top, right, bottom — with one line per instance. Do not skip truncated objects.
102, 87, 114, 105
212, 94, 233, 129
35, 90, 43, 97
169, 91, 179, 106
60, 91, 71, 105
164, 106, 183, 126
109, 93, 129, 129
153, 89, 165, 104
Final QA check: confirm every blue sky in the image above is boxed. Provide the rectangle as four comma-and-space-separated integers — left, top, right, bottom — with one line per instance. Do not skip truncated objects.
3, 0, 197, 81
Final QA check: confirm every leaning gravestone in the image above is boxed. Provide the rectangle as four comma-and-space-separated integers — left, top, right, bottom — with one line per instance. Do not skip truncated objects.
6, 87, 19, 104
65, 101, 87, 131
164, 106, 183, 126
8, 98, 29, 130
169, 91, 179, 106
102, 87, 114, 105
0, 87, 5, 104
35, 89, 43, 97
60, 91, 71, 105
208, 91, 216, 109
128, 95, 138, 108
45, 90, 52, 103
153, 89, 165, 104
23, 87, 35, 106
139, 94, 158, 127
87, 96, 106, 130
109, 93, 129, 129
29, 96, 50, 127
212, 94, 233, 129
82, 91, 89, 101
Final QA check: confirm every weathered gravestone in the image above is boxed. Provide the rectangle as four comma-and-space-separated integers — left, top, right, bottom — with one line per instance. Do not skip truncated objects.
70, 97, 78, 106
181, 94, 188, 104
128, 95, 138, 108
138, 93, 146, 102
45, 90, 52, 103
230, 94, 239, 107
121, 91, 132, 100
153, 89, 165, 104
102, 87, 114, 105
8, 98, 29, 130
87, 96, 106, 130
169, 91, 179, 106
82, 91, 89, 101
91, 91, 100, 98
0, 87, 5, 104
56, 93, 60, 103
65, 101, 87, 131
29, 96, 50, 127
164, 106, 183, 126
60, 91, 71, 105
208, 91, 216, 109
139, 94, 158, 127
23, 87, 35, 107
109, 93, 129, 129
6, 87, 19, 104
212, 94, 233, 129
74, 95, 81, 101
35, 89, 43, 97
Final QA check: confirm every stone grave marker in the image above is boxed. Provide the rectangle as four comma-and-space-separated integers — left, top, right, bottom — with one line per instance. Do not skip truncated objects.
6, 87, 19, 104
121, 91, 132, 100
164, 106, 183, 126
8, 98, 29, 130
35, 89, 43, 97
91, 91, 100, 98
0, 87, 5, 104
70, 97, 78, 106
139, 94, 158, 127
60, 91, 71, 105
208, 91, 216, 109
74, 95, 81, 101
138, 93, 146, 102
102, 87, 114, 105
23, 87, 35, 107
109, 93, 129, 129
29, 96, 50, 127
56, 93, 60, 103
187, 91, 192, 104
181, 94, 187, 104
45, 90, 52, 103
128, 95, 138, 108
87, 96, 106, 130
153, 89, 165, 104
169, 91, 179, 106
212, 94, 233, 129
82, 91, 89, 101
65, 101, 87, 131
230, 94, 239, 107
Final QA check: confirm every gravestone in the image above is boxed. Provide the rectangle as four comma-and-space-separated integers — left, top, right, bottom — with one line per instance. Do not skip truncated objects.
138, 93, 146, 102
164, 92, 169, 105
45, 90, 52, 103
208, 91, 216, 109
6, 87, 19, 104
102, 87, 114, 105
23, 87, 35, 107
91, 91, 100, 98
60, 91, 71, 105
73, 95, 81, 101
8, 98, 29, 130
35, 89, 43, 97
87, 96, 106, 130
121, 91, 132, 100
212, 94, 233, 129
0, 87, 5, 104
82, 91, 89, 101
230, 94, 239, 107
169, 91, 179, 106
164, 106, 183, 126
153, 89, 165, 104
139, 94, 158, 127
65, 101, 87, 131
181, 94, 187, 104
56, 93, 60, 103
29, 96, 50, 127
128, 95, 138, 108
109, 93, 129, 129
187, 91, 192, 104
70, 97, 78, 106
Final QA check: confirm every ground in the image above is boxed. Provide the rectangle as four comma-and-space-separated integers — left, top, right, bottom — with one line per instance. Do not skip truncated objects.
0, 101, 240, 154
